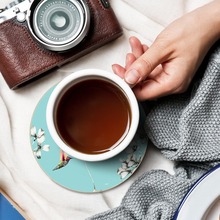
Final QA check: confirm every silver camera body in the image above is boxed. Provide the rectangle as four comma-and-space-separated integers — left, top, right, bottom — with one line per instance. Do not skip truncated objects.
0, 0, 90, 51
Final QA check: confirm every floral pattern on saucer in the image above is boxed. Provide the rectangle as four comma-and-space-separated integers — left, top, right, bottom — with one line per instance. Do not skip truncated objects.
30, 86, 148, 193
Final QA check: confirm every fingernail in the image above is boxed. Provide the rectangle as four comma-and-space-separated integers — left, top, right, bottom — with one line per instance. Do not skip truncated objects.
112, 64, 116, 72
125, 69, 140, 84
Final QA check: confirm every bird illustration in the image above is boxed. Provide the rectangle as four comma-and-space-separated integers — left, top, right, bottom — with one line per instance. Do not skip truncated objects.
53, 150, 72, 171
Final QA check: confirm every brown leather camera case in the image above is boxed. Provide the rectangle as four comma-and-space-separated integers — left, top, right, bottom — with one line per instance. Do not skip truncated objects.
0, 0, 122, 89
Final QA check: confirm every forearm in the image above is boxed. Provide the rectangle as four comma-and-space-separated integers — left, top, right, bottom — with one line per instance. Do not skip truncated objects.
186, 0, 220, 47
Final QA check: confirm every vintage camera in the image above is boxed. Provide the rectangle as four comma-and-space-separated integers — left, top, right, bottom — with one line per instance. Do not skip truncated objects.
1, 0, 90, 51
0, 0, 122, 89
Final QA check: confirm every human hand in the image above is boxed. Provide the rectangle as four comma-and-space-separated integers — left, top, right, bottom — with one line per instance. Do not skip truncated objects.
112, 1, 220, 100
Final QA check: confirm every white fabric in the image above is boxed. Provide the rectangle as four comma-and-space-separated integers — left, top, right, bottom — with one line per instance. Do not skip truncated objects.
0, 0, 211, 219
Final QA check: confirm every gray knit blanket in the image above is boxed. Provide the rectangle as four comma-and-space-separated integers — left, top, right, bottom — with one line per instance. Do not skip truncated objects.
89, 41, 220, 220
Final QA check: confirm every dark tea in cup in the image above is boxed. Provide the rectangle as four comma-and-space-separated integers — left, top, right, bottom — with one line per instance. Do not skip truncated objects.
55, 79, 131, 155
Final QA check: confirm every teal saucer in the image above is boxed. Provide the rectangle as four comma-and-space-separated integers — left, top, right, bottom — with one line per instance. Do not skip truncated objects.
30, 86, 148, 193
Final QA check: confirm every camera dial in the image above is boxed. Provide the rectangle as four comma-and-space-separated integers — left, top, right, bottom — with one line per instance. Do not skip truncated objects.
27, 0, 90, 52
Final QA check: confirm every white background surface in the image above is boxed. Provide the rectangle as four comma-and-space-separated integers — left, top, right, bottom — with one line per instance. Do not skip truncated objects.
0, 0, 217, 219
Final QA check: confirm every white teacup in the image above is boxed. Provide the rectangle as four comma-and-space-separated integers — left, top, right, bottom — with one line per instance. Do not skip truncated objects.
46, 69, 139, 162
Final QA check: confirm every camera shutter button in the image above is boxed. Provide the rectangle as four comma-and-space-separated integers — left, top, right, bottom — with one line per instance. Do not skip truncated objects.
16, 12, 26, 22
14, 7, 26, 22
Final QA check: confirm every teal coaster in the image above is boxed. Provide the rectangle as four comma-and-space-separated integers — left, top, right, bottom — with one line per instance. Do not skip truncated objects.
30, 86, 148, 193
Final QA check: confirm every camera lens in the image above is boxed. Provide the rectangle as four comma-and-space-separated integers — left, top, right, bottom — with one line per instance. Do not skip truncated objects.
31, 0, 90, 51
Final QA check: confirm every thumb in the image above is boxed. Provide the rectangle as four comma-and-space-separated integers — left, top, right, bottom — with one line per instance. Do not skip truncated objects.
124, 43, 166, 85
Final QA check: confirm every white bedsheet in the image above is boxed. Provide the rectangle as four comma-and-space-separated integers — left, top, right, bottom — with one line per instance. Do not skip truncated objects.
0, 0, 211, 219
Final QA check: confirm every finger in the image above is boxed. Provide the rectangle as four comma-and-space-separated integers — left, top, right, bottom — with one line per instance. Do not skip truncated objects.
112, 64, 126, 79
133, 71, 179, 100
129, 36, 145, 58
133, 79, 172, 100
125, 53, 136, 69
143, 44, 149, 52
124, 43, 169, 85
147, 64, 163, 79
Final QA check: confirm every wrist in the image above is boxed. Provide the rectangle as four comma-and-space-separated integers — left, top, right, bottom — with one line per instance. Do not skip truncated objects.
193, 0, 220, 43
